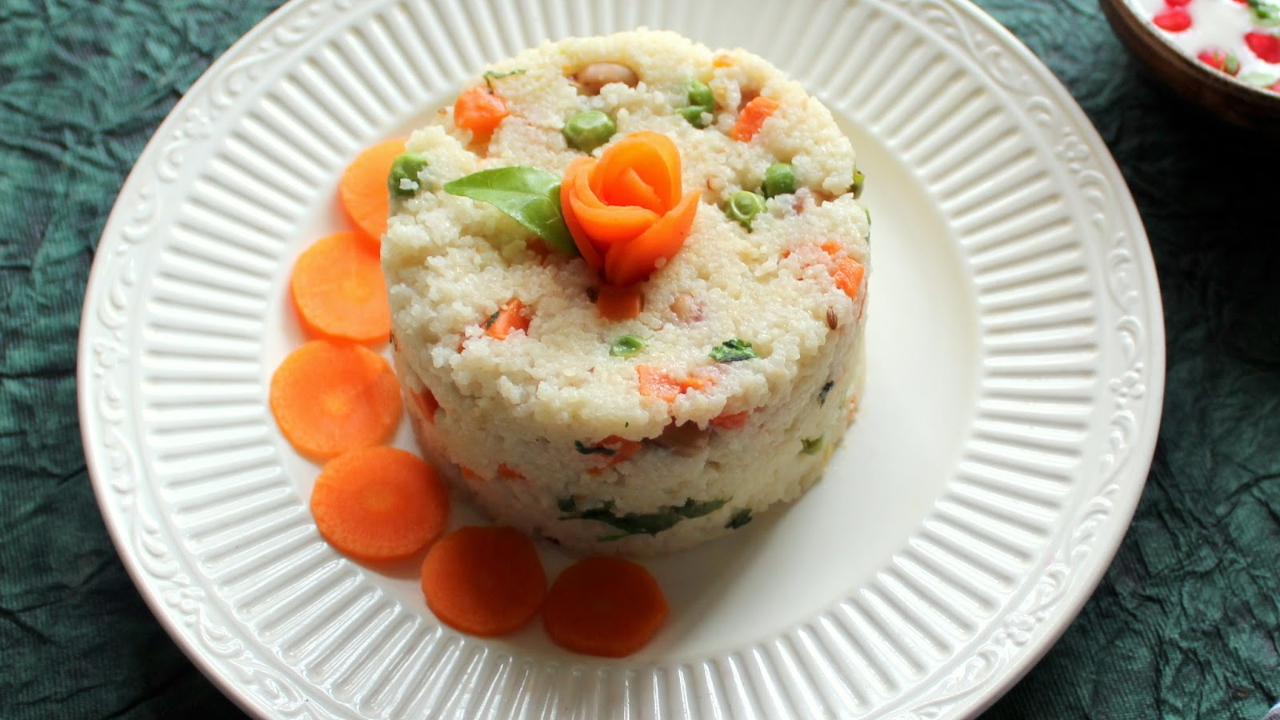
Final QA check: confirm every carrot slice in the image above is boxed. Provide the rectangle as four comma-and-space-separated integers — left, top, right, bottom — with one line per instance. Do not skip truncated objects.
453, 86, 509, 142
340, 139, 406, 248
562, 157, 604, 271
270, 340, 402, 458
484, 298, 530, 340
710, 411, 749, 430
310, 447, 448, 562
421, 526, 547, 637
636, 365, 712, 402
597, 285, 643, 321
603, 189, 702, 287
730, 96, 781, 142
290, 231, 390, 344
543, 556, 668, 658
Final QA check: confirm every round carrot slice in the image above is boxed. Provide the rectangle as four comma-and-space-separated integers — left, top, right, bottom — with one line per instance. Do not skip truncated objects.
269, 340, 402, 458
290, 231, 390, 344
339, 139, 405, 247
420, 526, 547, 637
310, 447, 449, 562
544, 556, 668, 657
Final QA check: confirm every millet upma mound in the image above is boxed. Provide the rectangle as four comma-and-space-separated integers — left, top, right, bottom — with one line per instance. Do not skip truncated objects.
383, 29, 870, 556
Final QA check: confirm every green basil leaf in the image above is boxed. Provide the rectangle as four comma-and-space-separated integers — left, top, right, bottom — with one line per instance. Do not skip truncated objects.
443, 167, 578, 255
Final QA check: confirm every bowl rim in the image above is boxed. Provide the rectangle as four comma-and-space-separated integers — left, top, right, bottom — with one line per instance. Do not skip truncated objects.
1105, 0, 1280, 104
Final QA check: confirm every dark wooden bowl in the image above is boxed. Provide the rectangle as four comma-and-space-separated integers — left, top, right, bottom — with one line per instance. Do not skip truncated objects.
1099, 0, 1280, 130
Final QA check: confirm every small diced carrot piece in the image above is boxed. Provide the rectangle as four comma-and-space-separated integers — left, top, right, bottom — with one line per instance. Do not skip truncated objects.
484, 299, 530, 340
597, 285, 644, 321
730, 96, 781, 142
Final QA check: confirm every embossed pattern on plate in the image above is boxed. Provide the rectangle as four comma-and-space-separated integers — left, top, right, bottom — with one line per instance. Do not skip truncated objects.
79, 1, 1164, 718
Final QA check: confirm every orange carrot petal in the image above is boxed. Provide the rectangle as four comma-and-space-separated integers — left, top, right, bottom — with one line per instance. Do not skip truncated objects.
310, 447, 449, 562
543, 556, 668, 658
594, 132, 681, 209
453, 86, 508, 142
561, 158, 603, 270
603, 189, 702, 287
290, 231, 390, 344
596, 285, 643, 321
421, 526, 547, 637
339, 139, 406, 247
269, 340, 402, 458
571, 166, 661, 243
602, 167, 665, 214
484, 298, 530, 340
730, 96, 781, 142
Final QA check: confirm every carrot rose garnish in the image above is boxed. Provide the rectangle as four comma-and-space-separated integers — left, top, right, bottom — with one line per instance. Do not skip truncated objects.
561, 132, 702, 288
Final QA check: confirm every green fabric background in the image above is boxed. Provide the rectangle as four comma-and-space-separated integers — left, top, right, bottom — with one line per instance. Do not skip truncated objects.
1, 0, 1278, 717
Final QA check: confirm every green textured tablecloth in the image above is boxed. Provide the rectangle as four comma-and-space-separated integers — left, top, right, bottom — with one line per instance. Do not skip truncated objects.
3, 1, 1278, 717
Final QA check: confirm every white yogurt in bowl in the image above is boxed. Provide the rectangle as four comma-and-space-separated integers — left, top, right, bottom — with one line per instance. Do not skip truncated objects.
1133, 0, 1280, 90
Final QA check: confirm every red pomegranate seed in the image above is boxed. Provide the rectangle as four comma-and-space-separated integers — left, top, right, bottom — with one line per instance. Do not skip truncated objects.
1153, 7, 1192, 32
1198, 49, 1242, 76
1246, 32, 1280, 64
1166, 0, 1192, 5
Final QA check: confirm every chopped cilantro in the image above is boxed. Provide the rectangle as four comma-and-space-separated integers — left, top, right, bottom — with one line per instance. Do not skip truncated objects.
726, 508, 753, 529
710, 338, 759, 363
483, 68, 526, 91
819, 380, 834, 405
801, 436, 824, 455
560, 497, 728, 541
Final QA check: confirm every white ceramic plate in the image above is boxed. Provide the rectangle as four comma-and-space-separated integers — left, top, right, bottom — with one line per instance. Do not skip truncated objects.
78, 1, 1164, 718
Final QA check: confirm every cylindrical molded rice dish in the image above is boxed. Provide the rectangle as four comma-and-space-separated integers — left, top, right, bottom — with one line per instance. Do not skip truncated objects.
384, 30, 870, 556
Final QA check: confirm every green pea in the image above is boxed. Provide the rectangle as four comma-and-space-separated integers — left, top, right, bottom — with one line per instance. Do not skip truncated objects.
609, 334, 645, 358
562, 110, 616, 153
679, 80, 715, 128
801, 436, 824, 455
762, 163, 796, 198
851, 169, 865, 199
687, 79, 714, 107
388, 152, 430, 197
725, 190, 766, 229
679, 105, 712, 128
